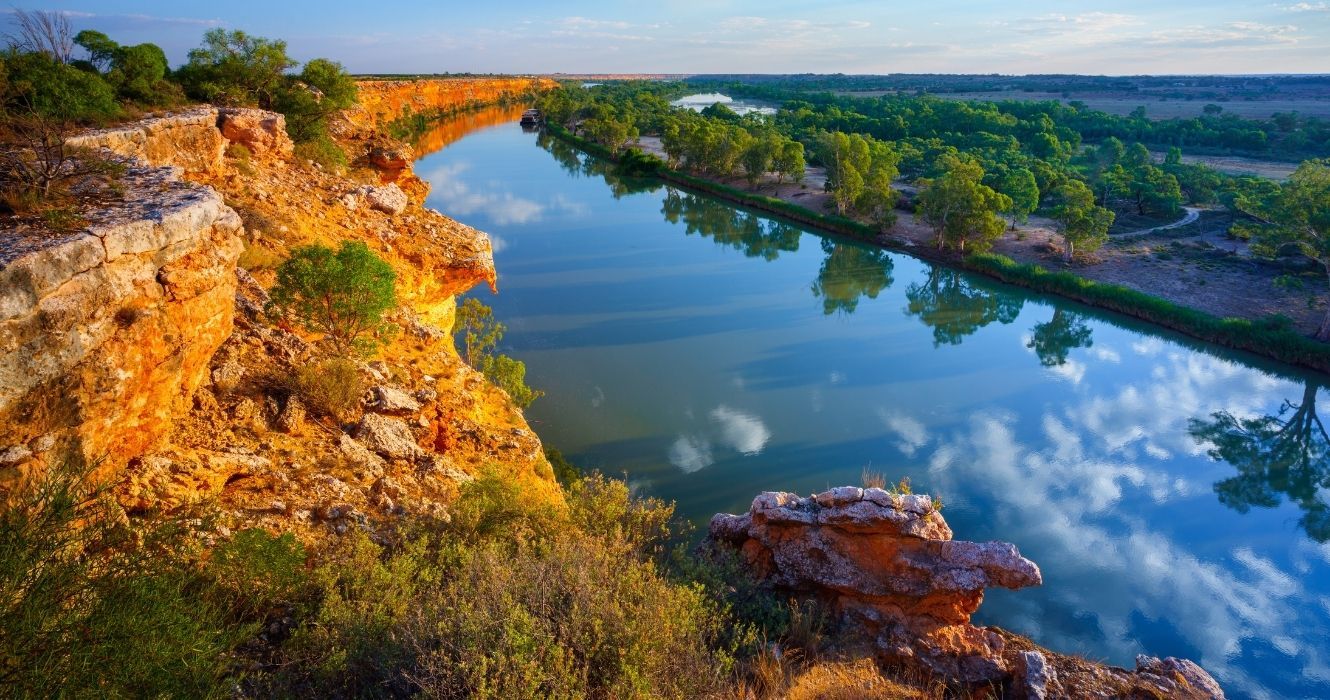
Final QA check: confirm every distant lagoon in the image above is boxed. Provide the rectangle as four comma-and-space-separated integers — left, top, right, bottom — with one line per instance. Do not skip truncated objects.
670, 92, 776, 116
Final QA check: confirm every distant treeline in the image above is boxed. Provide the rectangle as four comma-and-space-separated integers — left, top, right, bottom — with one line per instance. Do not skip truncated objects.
691, 81, 1330, 161
685, 73, 1330, 99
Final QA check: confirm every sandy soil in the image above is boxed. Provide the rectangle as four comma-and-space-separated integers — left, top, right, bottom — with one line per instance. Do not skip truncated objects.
633, 135, 1328, 336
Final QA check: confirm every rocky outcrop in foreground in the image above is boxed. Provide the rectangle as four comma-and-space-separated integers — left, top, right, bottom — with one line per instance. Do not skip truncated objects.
0, 165, 242, 487
711, 487, 1224, 699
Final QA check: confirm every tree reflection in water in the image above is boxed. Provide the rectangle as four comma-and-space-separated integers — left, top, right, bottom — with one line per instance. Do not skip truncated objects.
1190, 382, 1330, 541
904, 267, 1023, 346
660, 189, 801, 260
811, 240, 894, 316
536, 132, 660, 198
1027, 308, 1094, 367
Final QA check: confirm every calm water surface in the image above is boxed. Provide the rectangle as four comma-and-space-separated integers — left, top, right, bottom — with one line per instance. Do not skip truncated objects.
416, 112, 1330, 699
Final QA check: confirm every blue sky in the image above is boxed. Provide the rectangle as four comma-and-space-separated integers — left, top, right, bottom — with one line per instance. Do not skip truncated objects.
12, 1, 1330, 74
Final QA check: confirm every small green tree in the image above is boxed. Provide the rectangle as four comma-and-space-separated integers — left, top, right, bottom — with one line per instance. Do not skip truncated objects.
1238, 159, 1330, 340
774, 139, 806, 184
274, 58, 359, 143
999, 168, 1040, 228
267, 241, 397, 355
916, 155, 1011, 253
739, 136, 775, 187
1051, 179, 1115, 262
453, 297, 544, 408
177, 29, 296, 108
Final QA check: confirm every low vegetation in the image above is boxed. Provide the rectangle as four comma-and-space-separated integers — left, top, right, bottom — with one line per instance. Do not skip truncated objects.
2, 460, 881, 698
286, 356, 365, 421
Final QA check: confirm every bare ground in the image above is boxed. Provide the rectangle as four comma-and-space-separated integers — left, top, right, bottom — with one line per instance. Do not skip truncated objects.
632, 136, 1328, 336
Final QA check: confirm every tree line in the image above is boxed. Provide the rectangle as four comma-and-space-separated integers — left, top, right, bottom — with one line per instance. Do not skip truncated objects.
1, 10, 359, 177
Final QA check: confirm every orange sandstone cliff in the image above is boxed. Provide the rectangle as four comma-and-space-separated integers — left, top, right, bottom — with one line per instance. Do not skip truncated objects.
0, 100, 559, 536
344, 77, 558, 132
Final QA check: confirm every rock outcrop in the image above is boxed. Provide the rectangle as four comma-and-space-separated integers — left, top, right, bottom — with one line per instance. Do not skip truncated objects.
0, 164, 242, 490
66, 107, 227, 176
217, 108, 295, 159
711, 487, 1225, 698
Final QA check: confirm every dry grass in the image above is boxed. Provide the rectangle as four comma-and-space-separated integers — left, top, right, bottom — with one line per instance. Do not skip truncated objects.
786, 659, 935, 700
859, 466, 886, 490
285, 356, 364, 421
727, 653, 942, 700
237, 243, 284, 271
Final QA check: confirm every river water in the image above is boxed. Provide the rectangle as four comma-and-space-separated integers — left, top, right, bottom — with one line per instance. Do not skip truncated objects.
414, 108, 1330, 699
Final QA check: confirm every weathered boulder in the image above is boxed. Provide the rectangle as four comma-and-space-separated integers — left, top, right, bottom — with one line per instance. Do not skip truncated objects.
218, 108, 294, 159
365, 183, 408, 216
355, 414, 422, 461
368, 144, 412, 171
366, 384, 423, 415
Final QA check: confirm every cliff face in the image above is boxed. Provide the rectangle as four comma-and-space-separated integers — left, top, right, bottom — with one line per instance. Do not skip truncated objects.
0, 164, 242, 487
344, 77, 558, 131
1, 104, 557, 527
712, 488, 1226, 699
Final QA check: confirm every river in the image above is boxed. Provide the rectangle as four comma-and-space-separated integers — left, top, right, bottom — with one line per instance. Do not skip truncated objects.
413, 107, 1330, 699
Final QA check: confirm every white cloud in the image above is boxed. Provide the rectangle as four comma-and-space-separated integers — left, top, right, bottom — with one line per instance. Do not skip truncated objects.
1280, 2, 1330, 12
668, 435, 714, 473
710, 405, 772, 455
425, 162, 557, 226
879, 409, 929, 457
924, 409, 1327, 698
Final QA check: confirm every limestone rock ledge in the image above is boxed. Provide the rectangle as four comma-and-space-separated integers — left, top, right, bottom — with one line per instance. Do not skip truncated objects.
711, 487, 1225, 699
0, 165, 243, 488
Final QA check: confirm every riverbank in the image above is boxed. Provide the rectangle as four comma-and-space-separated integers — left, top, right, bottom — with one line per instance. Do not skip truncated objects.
546, 123, 1330, 375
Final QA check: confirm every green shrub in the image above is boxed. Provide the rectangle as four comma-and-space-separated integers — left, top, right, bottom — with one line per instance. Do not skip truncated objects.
208, 528, 308, 620
176, 29, 296, 108
287, 356, 364, 420
405, 535, 729, 699
618, 148, 665, 176
267, 240, 397, 355
294, 133, 349, 171
1, 49, 119, 122
274, 58, 358, 143
0, 464, 246, 698
544, 447, 582, 486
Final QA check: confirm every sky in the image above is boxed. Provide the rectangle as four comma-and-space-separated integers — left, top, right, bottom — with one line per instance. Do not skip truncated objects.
11, 1, 1330, 75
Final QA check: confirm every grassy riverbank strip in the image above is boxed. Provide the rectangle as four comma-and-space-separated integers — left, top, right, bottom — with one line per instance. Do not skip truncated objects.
545, 123, 1330, 374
